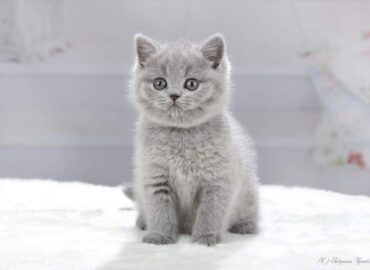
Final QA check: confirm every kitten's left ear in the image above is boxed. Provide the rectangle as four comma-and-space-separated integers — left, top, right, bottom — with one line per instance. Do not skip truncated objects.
134, 34, 159, 68
201, 34, 225, 69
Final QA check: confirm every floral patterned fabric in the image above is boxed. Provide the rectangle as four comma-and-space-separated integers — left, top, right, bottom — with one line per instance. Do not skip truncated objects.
308, 32, 370, 171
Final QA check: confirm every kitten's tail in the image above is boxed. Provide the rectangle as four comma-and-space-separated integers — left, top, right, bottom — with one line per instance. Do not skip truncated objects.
122, 185, 135, 201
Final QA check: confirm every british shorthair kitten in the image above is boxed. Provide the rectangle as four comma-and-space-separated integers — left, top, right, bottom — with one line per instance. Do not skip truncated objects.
129, 34, 259, 246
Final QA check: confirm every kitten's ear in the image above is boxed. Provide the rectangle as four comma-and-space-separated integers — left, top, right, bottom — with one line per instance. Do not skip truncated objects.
134, 34, 159, 67
201, 34, 225, 69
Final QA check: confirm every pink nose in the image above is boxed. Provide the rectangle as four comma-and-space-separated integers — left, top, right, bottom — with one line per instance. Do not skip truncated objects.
170, 94, 180, 102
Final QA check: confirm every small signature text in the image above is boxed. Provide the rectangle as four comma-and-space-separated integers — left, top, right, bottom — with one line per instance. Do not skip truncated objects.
318, 257, 370, 266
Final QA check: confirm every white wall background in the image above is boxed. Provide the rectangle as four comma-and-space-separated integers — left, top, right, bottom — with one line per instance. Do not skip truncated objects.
57, 0, 370, 73
1, 0, 370, 195
2, 0, 368, 73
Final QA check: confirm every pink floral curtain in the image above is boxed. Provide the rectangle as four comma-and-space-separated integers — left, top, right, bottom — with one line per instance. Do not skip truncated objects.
308, 32, 370, 171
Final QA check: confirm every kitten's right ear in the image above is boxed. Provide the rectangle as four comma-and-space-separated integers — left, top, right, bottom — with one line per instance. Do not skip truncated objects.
134, 34, 159, 68
201, 34, 225, 69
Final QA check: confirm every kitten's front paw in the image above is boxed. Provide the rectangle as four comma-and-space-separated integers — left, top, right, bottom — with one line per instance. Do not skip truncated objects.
143, 232, 176, 245
229, 221, 258, 234
192, 233, 221, 246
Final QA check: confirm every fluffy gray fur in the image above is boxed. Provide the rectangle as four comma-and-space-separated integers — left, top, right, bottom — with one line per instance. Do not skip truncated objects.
130, 34, 259, 246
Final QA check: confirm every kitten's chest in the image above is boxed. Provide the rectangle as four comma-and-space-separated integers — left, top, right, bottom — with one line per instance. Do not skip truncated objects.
141, 121, 227, 179
165, 130, 204, 176
144, 125, 221, 177
165, 131, 207, 209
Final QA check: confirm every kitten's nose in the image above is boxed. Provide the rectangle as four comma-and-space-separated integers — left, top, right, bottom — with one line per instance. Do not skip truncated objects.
170, 94, 180, 102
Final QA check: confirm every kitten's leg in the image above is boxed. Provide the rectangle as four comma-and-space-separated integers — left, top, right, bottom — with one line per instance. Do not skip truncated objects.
142, 177, 178, 245
229, 181, 259, 234
192, 185, 231, 246
229, 217, 258, 234
136, 212, 146, 230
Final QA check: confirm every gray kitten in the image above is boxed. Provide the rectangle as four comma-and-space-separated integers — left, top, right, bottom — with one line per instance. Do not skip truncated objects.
129, 34, 259, 246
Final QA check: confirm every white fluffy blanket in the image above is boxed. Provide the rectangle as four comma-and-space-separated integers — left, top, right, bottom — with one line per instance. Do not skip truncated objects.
1, 180, 370, 270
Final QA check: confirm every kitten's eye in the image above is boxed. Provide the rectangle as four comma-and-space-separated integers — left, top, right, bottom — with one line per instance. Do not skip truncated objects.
153, 78, 167, 90
184, 78, 199, 91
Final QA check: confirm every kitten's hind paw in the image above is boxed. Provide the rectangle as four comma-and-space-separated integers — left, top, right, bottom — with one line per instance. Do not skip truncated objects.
192, 233, 221, 246
143, 232, 176, 245
229, 221, 258, 234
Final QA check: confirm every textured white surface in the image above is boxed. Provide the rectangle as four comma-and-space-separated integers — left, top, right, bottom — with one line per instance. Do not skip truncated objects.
1, 179, 370, 270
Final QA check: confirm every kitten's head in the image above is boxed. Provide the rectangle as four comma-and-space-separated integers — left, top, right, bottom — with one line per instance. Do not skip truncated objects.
131, 34, 230, 127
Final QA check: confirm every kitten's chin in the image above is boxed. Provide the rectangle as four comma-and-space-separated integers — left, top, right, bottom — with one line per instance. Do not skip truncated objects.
141, 105, 219, 128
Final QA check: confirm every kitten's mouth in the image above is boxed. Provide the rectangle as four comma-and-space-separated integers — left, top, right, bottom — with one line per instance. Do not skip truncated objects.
168, 103, 184, 113
169, 102, 180, 109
